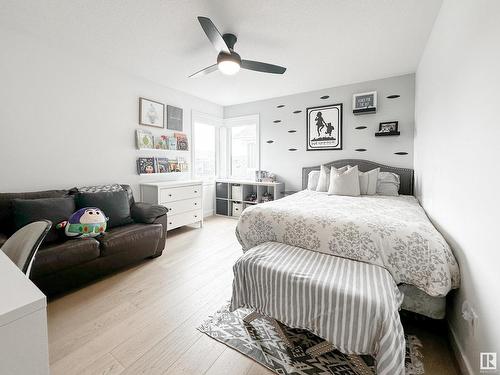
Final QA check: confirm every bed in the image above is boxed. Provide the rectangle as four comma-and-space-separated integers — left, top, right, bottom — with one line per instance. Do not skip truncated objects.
230, 159, 460, 374
235, 159, 460, 319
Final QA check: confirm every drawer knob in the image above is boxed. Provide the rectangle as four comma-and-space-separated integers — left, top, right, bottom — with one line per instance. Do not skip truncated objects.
194, 215, 198, 218
168, 194, 172, 197
194, 203, 197, 205
169, 222, 172, 225
194, 190, 198, 193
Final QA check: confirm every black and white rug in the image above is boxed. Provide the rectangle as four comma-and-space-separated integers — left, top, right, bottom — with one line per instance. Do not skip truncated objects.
198, 304, 425, 375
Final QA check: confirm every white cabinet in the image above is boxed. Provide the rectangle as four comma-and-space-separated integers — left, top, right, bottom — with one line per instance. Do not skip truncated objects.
0, 251, 49, 375
140, 181, 203, 231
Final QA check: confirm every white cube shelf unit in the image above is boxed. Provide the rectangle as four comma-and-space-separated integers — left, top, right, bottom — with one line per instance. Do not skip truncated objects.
215, 179, 285, 218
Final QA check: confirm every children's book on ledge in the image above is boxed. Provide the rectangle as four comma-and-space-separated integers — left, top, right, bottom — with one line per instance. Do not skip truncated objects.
137, 156, 188, 174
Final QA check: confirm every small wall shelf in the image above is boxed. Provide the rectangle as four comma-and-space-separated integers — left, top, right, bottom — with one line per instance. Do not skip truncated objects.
375, 131, 400, 137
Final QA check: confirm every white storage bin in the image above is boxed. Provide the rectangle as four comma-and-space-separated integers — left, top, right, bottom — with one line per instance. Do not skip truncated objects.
232, 202, 243, 217
231, 184, 243, 201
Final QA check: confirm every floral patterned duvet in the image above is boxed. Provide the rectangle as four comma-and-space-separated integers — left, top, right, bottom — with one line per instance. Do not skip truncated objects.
236, 190, 460, 297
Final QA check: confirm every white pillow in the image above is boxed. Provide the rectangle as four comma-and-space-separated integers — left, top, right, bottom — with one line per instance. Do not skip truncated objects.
307, 170, 320, 190
358, 168, 380, 195
316, 165, 349, 192
328, 165, 361, 196
376, 172, 400, 196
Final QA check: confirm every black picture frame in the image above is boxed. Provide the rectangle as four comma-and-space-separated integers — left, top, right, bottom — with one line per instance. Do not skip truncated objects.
378, 121, 398, 132
306, 103, 343, 151
166, 105, 183, 131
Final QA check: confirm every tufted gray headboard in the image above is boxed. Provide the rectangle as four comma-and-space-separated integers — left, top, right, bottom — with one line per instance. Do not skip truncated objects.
302, 159, 414, 195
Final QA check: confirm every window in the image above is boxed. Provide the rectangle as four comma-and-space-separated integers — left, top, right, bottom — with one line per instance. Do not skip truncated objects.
193, 114, 220, 181
224, 115, 259, 179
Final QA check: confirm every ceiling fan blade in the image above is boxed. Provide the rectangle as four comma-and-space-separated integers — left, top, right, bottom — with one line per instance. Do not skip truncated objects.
241, 60, 286, 74
197, 16, 231, 54
189, 64, 218, 78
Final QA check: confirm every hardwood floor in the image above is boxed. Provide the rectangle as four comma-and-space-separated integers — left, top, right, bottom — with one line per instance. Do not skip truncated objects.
48, 216, 459, 375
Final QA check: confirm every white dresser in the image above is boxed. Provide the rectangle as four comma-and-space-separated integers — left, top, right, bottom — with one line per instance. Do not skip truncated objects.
0, 251, 49, 375
140, 180, 203, 230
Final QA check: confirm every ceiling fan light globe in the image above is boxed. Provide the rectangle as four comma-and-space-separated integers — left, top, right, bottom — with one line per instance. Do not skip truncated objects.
218, 60, 240, 75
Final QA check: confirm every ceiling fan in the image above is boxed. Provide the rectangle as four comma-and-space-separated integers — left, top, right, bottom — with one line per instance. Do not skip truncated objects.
189, 16, 286, 78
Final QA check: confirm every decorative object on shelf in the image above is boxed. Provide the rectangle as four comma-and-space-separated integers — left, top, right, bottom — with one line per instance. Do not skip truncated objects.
156, 157, 170, 173
262, 192, 273, 202
387, 94, 400, 99
355, 126, 367, 130
352, 91, 377, 115
167, 135, 177, 150
175, 132, 189, 150
245, 193, 257, 202
136, 129, 154, 149
154, 135, 168, 150
137, 157, 156, 174
375, 121, 400, 136
139, 97, 165, 127
306, 103, 343, 151
166, 105, 183, 131
320, 95, 330, 99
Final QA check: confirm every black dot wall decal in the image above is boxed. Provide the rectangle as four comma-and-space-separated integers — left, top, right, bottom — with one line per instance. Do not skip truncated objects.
288, 130, 297, 133
293, 110, 302, 114
355, 148, 367, 152
320, 95, 330, 99
273, 120, 281, 123
266, 140, 274, 144
288, 148, 298, 151
355, 126, 367, 130
387, 95, 400, 99
277, 104, 285, 108
394, 152, 408, 155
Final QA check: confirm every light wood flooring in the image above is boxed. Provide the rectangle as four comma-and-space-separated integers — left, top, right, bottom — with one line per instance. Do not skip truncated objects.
48, 216, 460, 375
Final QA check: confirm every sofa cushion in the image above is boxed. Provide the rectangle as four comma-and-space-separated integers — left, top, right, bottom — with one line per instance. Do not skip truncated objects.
0, 189, 68, 235
12, 197, 76, 243
97, 223, 162, 257
76, 191, 133, 228
31, 238, 100, 278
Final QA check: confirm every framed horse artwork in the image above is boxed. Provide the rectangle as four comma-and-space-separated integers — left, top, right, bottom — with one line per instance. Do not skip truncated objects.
306, 103, 343, 151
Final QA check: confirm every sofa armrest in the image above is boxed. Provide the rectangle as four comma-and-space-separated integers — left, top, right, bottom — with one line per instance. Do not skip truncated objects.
131, 202, 167, 224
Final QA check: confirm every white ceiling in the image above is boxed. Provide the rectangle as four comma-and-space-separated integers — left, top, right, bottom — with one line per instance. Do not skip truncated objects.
0, 0, 442, 106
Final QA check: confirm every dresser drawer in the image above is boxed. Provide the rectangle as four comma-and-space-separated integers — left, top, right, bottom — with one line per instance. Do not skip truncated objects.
167, 210, 202, 230
163, 198, 201, 215
160, 185, 201, 203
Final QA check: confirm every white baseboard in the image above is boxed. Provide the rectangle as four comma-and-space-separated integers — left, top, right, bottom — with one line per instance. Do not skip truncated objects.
448, 323, 474, 375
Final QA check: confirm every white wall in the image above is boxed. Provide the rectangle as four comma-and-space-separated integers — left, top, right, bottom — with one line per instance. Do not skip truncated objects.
0, 28, 222, 198
415, 1, 500, 373
224, 74, 415, 190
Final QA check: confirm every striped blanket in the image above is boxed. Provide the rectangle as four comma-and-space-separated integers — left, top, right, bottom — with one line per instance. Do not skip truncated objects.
230, 242, 406, 375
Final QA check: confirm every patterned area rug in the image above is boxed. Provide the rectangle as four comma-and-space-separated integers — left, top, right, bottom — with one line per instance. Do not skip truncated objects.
198, 304, 425, 375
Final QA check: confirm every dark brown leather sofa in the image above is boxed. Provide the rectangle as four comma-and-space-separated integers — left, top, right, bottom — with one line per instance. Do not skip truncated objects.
0, 185, 167, 296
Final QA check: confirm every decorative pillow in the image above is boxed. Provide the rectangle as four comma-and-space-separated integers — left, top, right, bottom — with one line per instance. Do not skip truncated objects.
376, 172, 400, 196
76, 191, 133, 228
328, 166, 361, 196
316, 165, 349, 192
359, 168, 380, 195
77, 184, 124, 193
12, 197, 76, 243
58, 207, 108, 238
307, 171, 320, 190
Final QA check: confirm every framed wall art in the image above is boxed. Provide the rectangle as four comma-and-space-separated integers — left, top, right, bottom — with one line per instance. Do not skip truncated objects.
166, 105, 183, 131
139, 97, 165, 128
306, 103, 343, 151
352, 91, 377, 115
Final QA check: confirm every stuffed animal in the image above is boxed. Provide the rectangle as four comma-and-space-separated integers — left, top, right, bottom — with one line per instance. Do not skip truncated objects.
57, 207, 108, 238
